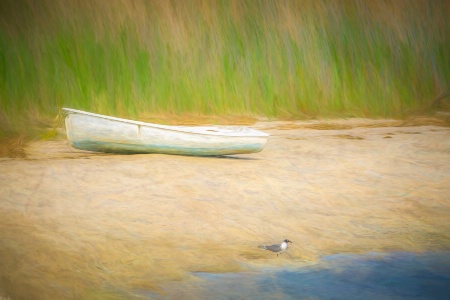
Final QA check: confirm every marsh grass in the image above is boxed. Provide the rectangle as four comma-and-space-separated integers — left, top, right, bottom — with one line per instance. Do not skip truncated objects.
1, 0, 449, 138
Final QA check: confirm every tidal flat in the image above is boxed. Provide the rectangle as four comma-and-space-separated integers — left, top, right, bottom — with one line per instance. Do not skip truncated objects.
1, 120, 449, 299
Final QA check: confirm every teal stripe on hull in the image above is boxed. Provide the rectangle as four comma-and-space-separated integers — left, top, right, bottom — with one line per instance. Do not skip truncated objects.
71, 140, 263, 156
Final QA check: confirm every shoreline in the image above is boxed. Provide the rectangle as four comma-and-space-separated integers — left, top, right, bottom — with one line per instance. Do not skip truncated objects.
1, 120, 449, 298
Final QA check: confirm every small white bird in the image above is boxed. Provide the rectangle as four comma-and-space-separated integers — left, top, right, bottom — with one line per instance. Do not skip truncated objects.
259, 239, 292, 257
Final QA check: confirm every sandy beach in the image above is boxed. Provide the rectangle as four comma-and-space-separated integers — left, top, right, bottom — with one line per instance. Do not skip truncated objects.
1, 119, 449, 299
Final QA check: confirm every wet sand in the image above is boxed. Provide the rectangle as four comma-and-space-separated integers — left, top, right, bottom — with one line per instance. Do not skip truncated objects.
1, 119, 449, 299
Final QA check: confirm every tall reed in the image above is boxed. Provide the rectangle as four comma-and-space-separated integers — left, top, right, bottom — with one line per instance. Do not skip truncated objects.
0, 0, 449, 136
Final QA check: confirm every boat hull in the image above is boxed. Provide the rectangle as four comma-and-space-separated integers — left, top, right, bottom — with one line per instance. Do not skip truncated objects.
63, 109, 269, 156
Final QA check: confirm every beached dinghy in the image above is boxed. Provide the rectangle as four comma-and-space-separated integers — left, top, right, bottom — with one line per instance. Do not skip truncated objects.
62, 108, 269, 156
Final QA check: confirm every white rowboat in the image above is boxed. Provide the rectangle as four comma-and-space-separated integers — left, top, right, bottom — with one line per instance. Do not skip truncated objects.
62, 108, 269, 156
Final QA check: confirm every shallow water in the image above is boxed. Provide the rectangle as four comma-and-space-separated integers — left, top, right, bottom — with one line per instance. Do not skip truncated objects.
154, 252, 450, 300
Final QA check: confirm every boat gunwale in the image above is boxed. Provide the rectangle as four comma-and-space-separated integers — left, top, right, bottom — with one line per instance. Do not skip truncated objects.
62, 108, 269, 137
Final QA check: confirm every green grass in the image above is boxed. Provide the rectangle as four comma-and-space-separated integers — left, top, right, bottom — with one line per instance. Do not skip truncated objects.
0, 0, 449, 137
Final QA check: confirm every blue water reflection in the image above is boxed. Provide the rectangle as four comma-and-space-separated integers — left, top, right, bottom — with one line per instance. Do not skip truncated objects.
188, 252, 450, 300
